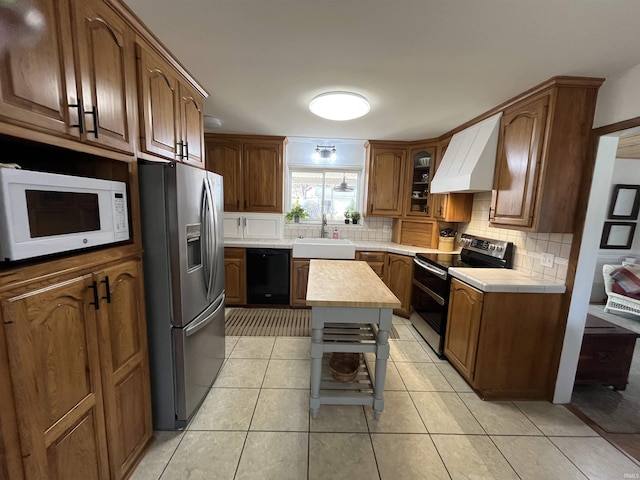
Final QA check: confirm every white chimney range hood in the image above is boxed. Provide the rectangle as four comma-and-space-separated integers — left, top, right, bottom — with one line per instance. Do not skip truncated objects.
430, 112, 503, 194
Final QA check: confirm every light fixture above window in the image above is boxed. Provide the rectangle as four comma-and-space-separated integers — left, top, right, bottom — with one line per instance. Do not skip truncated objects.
309, 92, 370, 121
312, 145, 337, 162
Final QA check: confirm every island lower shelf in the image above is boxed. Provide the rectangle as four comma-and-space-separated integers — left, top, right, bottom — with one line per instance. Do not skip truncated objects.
318, 353, 377, 405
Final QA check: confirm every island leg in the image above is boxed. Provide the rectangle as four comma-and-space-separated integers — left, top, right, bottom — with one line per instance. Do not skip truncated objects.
373, 308, 393, 419
310, 325, 323, 419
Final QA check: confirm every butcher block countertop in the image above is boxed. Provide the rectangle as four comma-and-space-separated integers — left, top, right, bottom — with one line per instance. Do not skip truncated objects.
306, 260, 401, 308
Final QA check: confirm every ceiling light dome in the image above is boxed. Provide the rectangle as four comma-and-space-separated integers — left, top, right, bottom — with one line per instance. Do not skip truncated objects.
309, 92, 370, 121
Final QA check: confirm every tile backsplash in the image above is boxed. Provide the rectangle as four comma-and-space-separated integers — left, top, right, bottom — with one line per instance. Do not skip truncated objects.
284, 217, 393, 242
283, 192, 571, 284
460, 192, 571, 284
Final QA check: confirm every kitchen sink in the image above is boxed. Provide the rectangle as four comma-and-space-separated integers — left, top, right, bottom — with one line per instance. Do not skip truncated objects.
292, 238, 356, 259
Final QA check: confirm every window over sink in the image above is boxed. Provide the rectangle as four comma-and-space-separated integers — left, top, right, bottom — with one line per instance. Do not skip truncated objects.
287, 169, 362, 223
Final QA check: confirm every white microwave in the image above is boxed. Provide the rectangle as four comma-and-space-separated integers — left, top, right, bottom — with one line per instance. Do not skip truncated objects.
0, 168, 130, 262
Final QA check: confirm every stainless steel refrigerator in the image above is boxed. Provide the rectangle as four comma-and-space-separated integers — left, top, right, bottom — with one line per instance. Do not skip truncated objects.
138, 161, 225, 430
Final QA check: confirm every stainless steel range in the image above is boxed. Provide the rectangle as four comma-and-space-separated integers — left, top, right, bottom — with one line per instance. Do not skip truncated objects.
410, 233, 514, 358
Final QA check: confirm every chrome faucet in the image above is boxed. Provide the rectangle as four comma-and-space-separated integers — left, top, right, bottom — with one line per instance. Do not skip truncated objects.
320, 213, 328, 238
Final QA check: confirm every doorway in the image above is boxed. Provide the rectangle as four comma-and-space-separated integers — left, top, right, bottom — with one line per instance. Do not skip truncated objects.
556, 124, 640, 460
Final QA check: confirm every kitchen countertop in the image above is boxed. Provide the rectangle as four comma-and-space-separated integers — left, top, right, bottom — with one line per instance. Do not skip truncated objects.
448, 267, 566, 294
306, 260, 401, 308
223, 238, 458, 256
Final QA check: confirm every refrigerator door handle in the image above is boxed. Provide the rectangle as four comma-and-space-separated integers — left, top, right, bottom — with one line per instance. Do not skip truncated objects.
201, 179, 213, 298
185, 294, 225, 337
204, 177, 217, 302
207, 178, 220, 300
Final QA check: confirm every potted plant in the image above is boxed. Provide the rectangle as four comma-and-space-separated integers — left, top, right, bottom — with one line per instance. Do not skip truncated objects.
351, 211, 361, 225
285, 200, 309, 223
344, 209, 351, 224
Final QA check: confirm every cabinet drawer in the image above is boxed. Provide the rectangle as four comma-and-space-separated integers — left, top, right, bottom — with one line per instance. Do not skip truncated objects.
224, 247, 245, 259
356, 251, 385, 262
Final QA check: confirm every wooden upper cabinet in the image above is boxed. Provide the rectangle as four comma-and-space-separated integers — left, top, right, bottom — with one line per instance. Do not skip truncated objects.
0, 0, 138, 153
0, 0, 79, 138
490, 78, 603, 232
136, 41, 180, 160
405, 144, 436, 217
207, 142, 244, 211
136, 41, 206, 166
366, 142, 406, 217
1, 274, 110, 480
71, 0, 136, 154
94, 260, 151, 480
179, 83, 205, 169
205, 135, 284, 213
490, 95, 549, 229
243, 142, 283, 212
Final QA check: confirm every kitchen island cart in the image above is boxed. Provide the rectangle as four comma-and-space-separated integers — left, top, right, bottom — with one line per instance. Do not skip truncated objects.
306, 260, 401, 418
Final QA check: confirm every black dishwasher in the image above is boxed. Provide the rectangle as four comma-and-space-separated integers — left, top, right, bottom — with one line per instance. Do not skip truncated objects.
246, 248, 291, 305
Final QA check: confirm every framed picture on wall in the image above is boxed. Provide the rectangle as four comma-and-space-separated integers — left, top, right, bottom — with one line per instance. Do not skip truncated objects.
600, 221, 637, 249
607, 184, 640, 220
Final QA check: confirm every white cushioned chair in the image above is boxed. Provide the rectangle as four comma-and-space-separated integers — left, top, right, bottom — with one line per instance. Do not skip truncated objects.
603, 264, 640, 318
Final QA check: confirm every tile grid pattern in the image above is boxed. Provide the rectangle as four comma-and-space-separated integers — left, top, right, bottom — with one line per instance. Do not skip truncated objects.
461, 192, 573, 283
284, 217, 393, 242
131, 317, 640, 480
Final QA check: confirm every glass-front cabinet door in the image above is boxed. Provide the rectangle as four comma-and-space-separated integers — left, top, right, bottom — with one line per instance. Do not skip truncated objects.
406, 144, 436, 217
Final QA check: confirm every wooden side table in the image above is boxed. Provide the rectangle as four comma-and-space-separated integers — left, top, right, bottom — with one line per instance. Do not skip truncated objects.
575, 314, 639, 390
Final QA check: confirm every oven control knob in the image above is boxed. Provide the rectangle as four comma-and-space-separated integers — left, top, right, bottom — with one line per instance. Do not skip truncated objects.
488, 244, 496, 250
495, 245, 503, 252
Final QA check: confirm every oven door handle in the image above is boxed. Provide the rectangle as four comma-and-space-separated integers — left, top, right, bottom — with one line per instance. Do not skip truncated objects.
413, 279, 446, 306
413, 257, 448, 280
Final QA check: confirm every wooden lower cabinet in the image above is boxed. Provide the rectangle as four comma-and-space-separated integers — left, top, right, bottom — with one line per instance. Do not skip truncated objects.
443, 279, 484, 380
383, 254, 413, 318
291, 259, 311, 306
355, 251, 386, 278
0, 257, 152, 480
224, 248, 246, 305
444, 277, 562, 400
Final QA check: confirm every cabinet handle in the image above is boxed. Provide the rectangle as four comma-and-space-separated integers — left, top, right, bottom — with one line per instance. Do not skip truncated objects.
236, 200, 240, 209
243, 217, 247, 228
244, 200, 247, 209
101, 276, 111, 304
488, 207, 492, 221
89, 281, 100, 310
69, 102, 85, 133
85, 106, 99, 138
184, 142, 189, 159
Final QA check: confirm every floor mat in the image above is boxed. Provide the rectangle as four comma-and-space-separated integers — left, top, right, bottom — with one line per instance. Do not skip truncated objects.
225, 307, 399, 338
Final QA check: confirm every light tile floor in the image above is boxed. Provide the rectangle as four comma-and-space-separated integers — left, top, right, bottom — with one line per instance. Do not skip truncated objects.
131, 316, 640, 480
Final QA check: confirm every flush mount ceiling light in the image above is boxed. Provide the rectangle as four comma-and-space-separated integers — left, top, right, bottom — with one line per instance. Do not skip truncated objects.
203, 115, 222, 128
309, 92, 370, 121
312, 145, 337, 162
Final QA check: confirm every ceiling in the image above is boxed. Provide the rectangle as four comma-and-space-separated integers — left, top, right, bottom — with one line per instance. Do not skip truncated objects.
124, 0, 640, 142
